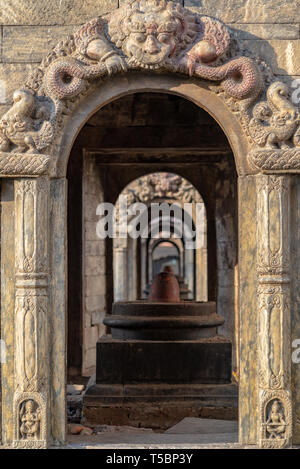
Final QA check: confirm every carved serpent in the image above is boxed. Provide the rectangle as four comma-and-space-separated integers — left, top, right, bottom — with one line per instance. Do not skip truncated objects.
44, 57, 108, 100
45, 54, 260, 102
193, 56, 260, 100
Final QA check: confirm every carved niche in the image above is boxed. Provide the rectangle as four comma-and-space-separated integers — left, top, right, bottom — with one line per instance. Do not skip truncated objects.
0, 0, 299, 175
260, 391, 292, 449
13, 393, 48, 449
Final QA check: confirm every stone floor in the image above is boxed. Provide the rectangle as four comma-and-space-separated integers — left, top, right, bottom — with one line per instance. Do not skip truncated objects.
58, 418, 244, 449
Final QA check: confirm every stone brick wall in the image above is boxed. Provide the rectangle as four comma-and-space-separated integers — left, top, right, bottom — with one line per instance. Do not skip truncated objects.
82, 155, 106, 376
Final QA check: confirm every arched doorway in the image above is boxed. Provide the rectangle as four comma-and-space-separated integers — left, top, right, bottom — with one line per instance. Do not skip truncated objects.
0, 1, 298, 449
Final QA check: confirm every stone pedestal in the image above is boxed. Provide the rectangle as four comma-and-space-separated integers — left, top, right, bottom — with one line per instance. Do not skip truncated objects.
95, 336, 232, 385
84, 299, 233, 427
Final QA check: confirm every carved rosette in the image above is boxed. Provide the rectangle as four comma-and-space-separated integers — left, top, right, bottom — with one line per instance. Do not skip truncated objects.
13, 178, 50, 449
256, 175, 292, 448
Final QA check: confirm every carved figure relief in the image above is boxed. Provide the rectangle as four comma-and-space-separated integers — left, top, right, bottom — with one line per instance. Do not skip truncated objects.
13, 393, 48, 448
0, 90, 55, 154
260, 391, 292, 448
20, 400, 41, 441
265, 399, 286, 440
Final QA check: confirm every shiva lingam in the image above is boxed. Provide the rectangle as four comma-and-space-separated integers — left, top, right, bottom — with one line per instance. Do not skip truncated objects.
104, 266, 225, 341
84, 267, 234, 426
144, 267, 191, 300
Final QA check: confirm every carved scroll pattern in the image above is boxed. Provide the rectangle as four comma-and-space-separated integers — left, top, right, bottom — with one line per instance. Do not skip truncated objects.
256, 175, 292, 448
13, 178, 50, 449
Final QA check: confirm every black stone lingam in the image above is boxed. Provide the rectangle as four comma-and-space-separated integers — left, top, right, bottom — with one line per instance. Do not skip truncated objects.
84, 267, 235, 426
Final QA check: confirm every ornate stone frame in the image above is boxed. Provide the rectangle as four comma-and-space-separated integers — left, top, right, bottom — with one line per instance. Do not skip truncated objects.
0, 0, 299, 449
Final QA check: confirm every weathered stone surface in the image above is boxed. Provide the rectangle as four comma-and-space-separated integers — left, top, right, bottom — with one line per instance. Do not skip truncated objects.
86, 295, 106, 313
185, 0, 300, 23
85, 275, 106, 297
240, 39, 300, 75
3, 26, 77, 63
231, 23, 300, 40
49, 179, 67, 445
120, 0, 183, 3
85, 241, 105, 257
91, 311, 106, 326
1, 180, 15, 445
0, 0, 117, 26
0, 64, 35, 105
238, 176, 258, 445
289, 178, 300, 444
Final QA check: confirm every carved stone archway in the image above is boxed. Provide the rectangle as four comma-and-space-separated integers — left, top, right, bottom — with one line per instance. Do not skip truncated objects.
113, 172, 207, 303
0, 0, 299, 449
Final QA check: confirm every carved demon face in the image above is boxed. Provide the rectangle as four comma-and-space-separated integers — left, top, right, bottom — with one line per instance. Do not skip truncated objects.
109, 2, 198, 69
123, 13, 181, 68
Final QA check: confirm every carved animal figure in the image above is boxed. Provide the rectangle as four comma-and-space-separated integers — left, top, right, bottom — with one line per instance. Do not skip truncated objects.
44, 0, 261, 102
249, 82, 300, 149
0, 90, 54, 153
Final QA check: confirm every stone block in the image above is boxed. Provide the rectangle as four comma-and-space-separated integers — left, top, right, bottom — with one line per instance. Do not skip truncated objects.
84, 222, 98, 241
0, 0, 117, 26
231, 23, 300, 41
83, 176, 103, 197
83, 347, 97, 377
85, 240, 105, 257
3, 25, 77, 63
91, 311, 106, 326
96, 336, 232, 385
85, 256, 106, 276
84, 312, 92, 329
185, 0, 300, 24
84, 195, 103, 222
85, 295, 106, 313
239, 39, 300, 75
85, 275, 106, 297
84, 326, 100, 350
0, 64, 35, 105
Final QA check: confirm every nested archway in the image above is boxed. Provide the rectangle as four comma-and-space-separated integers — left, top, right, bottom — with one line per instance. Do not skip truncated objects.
113, 171, 207, 303
0, 0, 299, 449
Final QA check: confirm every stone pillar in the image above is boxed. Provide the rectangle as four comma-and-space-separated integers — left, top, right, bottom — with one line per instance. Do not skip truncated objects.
184, 249, 194, 299
113, 242, 128, 302
238, 175, 258, 445
13, 178, 50, 448
140, 239, 147, 298
256, 175, 292, 449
